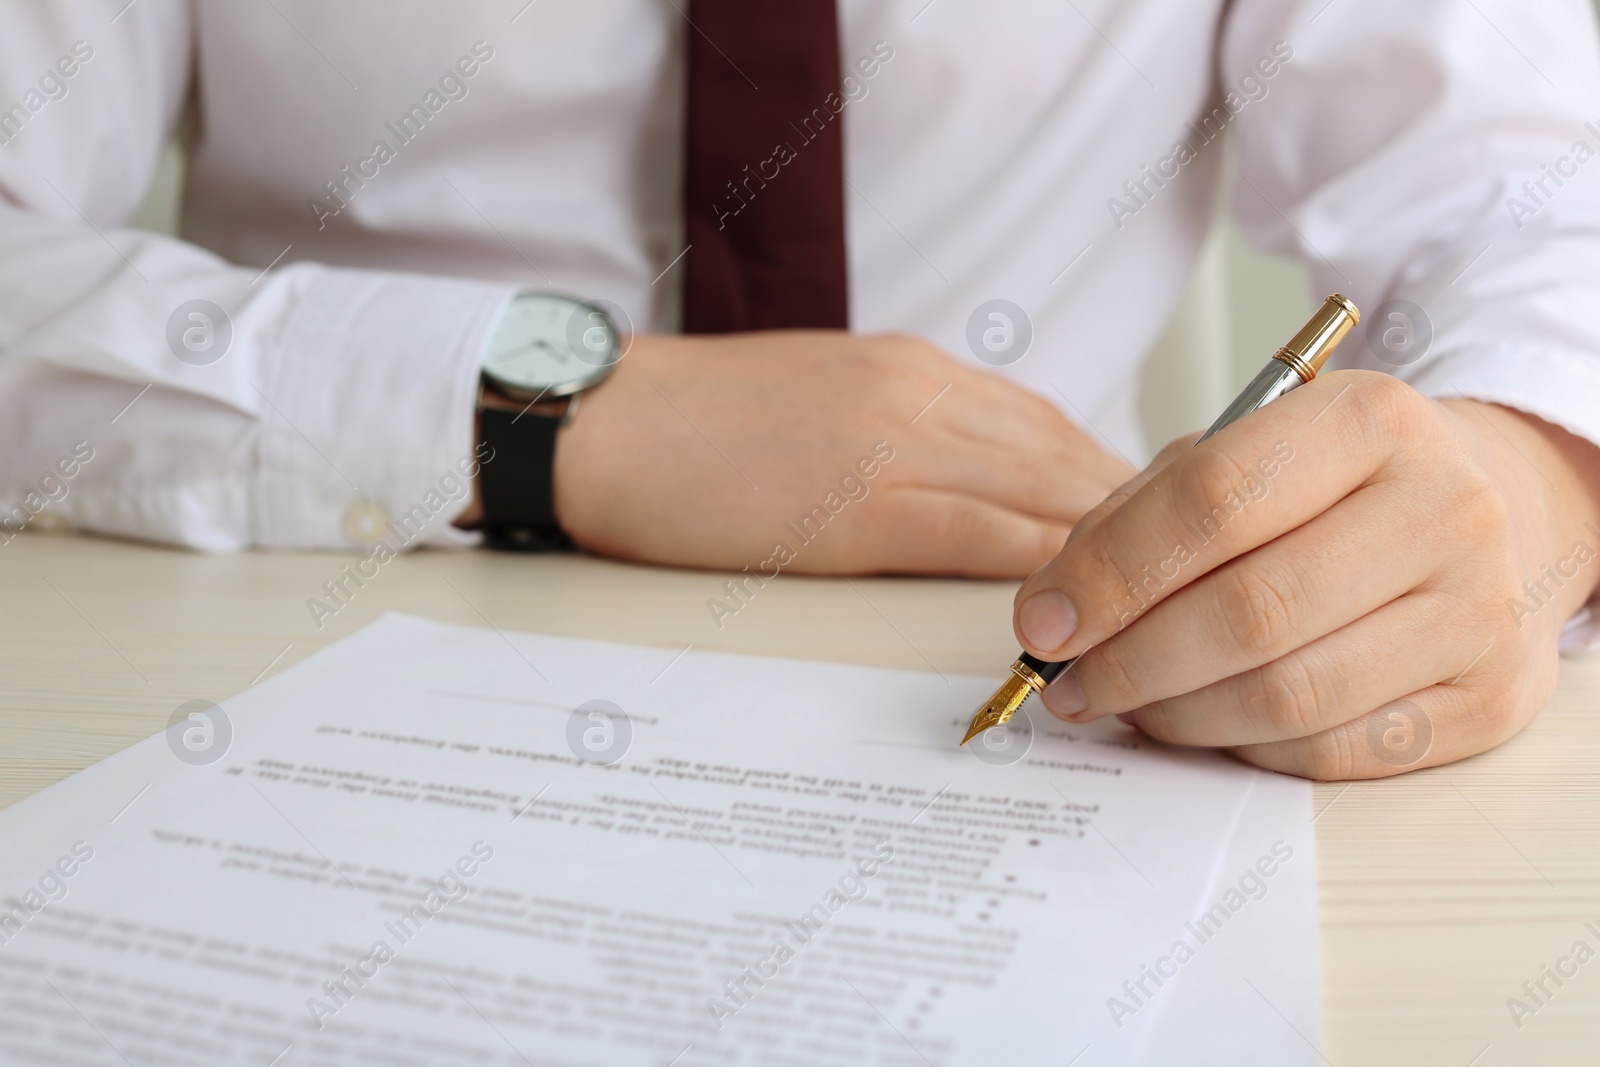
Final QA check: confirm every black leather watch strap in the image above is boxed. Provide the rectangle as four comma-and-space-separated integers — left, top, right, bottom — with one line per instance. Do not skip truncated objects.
476, 405, 572, 552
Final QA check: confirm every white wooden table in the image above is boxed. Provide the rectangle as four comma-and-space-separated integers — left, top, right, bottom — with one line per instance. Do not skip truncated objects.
2, 533, 1596, 1064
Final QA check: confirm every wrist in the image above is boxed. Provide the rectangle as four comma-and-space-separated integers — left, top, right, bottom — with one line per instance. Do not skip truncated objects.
457, 291, 627, 546
548, 332, 694, 554
452, 381, 574, 534
1448, 398, 1600, 612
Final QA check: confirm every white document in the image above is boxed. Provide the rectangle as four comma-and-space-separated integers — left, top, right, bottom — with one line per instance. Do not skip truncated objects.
0, 614, 1321, 1065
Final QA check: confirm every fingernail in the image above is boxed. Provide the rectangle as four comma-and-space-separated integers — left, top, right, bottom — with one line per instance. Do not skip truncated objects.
1018, 590, 1077, 655
1042, 672, 1087, 718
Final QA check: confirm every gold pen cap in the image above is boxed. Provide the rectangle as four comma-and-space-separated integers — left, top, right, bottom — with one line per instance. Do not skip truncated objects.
1272, 294, 1361, 383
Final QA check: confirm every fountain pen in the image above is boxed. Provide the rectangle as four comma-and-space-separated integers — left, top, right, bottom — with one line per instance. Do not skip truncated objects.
960, 294, 1361, 746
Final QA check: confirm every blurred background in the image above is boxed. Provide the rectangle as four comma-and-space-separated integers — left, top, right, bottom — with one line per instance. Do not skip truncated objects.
120, 104, 1321, 459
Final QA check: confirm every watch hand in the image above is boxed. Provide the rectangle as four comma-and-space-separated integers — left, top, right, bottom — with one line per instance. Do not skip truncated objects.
497, 342, 542, 358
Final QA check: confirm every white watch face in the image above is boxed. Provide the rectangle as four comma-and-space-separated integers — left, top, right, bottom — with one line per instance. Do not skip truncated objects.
482, 293, 618, 396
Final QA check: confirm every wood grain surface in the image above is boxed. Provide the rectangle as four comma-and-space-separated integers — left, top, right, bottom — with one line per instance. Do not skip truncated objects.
1, 533, 1596, 1064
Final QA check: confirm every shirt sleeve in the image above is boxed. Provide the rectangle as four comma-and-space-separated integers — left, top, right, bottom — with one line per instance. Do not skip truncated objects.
0, 1, 514, 553
1221, 0, 1600, 651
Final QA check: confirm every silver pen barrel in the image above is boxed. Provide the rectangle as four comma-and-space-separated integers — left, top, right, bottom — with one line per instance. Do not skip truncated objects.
1199, 294, 1361, 443
1198, 360, 1302, 443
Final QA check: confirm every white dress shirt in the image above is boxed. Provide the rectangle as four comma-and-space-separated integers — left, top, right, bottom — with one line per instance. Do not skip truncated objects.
2, 0, 1599, 645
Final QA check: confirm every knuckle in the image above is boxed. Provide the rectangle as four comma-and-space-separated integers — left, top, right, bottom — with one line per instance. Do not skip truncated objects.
1031, 523, 1071, 568
1344, 371, 1426, 448
1149, 433, 1202, 474
1214, 565, 1299, 659
1350, 368, 1415, 407
1075, 495, 1129, 537
1459, 676, 1526, 742
857, 358, 942, 413
931, 497, 986, 546
859, 345, 917, 381
1246, 654, 1328, 737
1009, 523, 1069, 577
1080, 643, 1144, 711
1473, 692, 1518, 739
1129, 702, 1178, 743
1172, 446, 1257, 542
872, 331, 944, 367
1300, 728, 1360, 782
1452, 464, 1511, 539
932, 500, 1038, 577
1078, 539, 1148, 630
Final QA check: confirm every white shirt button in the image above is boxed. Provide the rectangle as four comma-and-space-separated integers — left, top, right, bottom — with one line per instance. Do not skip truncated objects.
342, 501, 388, 546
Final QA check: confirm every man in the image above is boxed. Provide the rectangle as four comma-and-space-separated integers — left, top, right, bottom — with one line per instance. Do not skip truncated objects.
1, 1, 1597, 780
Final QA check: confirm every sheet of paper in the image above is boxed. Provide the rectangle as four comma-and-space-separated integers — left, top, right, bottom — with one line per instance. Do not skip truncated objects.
0, 614, 1320, 1065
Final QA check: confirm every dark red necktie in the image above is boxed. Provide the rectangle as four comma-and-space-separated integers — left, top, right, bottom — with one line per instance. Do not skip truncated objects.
682, 1, 850, 332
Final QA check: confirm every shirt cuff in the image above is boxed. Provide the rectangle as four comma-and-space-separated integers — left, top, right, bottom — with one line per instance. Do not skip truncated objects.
1405, 344, 1600, 653
256, 266, 516, 550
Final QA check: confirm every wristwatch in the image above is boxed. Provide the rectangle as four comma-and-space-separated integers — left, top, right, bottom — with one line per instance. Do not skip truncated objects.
475, 293, 621, 551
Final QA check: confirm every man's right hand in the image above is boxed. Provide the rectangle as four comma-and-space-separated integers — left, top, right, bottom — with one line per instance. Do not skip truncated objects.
551, 331, 1134, 578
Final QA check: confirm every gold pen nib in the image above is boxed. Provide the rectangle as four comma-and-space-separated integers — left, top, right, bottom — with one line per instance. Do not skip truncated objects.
960, 671, 1034, 746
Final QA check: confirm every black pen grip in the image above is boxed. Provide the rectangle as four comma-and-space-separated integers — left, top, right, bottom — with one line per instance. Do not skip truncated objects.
1018, 651, 1072, 686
